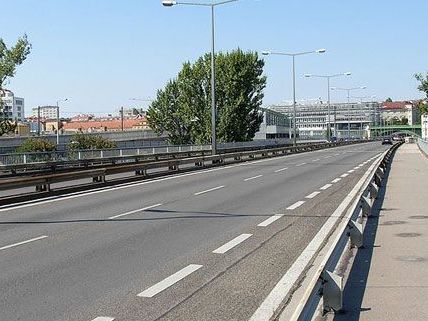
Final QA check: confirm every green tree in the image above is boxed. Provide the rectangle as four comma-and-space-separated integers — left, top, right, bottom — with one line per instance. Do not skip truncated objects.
385, 97, 393, 102
147, 49, 266, 144
68, 133, 117, 150
0, 35, 31, 136
17, 138, 56, 153
415, 72, 428, 114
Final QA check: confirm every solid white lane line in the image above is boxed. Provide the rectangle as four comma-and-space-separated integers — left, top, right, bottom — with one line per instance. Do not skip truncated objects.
258, 214, 284, 227
91, 318, 115, 321
194, 185, 225, 196
0, 235, 48, 251
137, 264, 203, 298
340, 173, 349, 178
109, 203, 162, 220
331, 178, 341, 183
295, 163, 306, 167
212, 234, 252, 254
274, 167, 288, 173
348, 169, 355, 173
305, 191, 320, 199
312, 158, 320, 162
287, 201, 305, 210
320, 184, 332, 190
244, 175, 263, 182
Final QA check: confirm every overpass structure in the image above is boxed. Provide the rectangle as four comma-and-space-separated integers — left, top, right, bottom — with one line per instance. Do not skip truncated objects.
0, 140, 424, 321
369, 124, 422, 137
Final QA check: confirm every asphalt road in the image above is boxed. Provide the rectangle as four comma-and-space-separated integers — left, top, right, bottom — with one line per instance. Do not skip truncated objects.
0, 142, 389, 321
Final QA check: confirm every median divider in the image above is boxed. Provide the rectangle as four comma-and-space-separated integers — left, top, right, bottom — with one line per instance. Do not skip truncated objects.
0, 140, 368, 205
277, 142, 402, 321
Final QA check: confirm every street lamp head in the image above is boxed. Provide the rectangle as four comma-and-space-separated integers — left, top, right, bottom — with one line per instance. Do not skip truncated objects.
331, 87, 337, 90
316, 48, 326, 54
361, 86, 367, 89
344, 72, 352, 76
162, 0, 177, 7
261, 51, 271, 56
304, 74, 312, 78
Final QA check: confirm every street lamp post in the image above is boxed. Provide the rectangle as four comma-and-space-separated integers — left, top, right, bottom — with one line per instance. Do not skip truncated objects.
304, 72, 351, 141
331, 86, 366, 139
56, 98, 68, 146
262, 49, 326, 146
162, 0, 238, 155
351, 95, 377, 138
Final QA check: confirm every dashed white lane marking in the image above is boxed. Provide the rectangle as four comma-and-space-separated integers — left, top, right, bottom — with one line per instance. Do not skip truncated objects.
332, 178, 341, 183
348, 169, 355, 173
320, 184, 332, 190
137, 264, 203, 298
274, 167, 288, 173
340, 173, 349, 178
295, 163, 307, 167
0, 235, 48, 251
306, 191, 321, 199
358, 163, 364, 166
354, 166, 360, 170
258, 214, 284, 227
323, 156, 331, 159
312, 158, 320, 162
109, 203, 162, 219
91, 318, 115, 321
212, 234, 252, 254
334, 153, 340, 156
244, 175, 263, 182
287, 201, 305, 210
194, 185, 225, 196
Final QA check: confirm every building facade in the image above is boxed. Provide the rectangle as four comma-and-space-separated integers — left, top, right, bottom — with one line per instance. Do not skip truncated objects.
31, 106, 58, 120
0, 89, 25, 122
380, 101, 418, 125
269, 101, 380, 139
254, 108, 291, 140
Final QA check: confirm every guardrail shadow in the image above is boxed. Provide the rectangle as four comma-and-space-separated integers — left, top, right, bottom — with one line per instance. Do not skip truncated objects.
332, 153, 392, 320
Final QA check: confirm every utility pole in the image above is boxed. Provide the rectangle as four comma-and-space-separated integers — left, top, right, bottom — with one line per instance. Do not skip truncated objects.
120, 106, 124, 131
37, 106, 41, 136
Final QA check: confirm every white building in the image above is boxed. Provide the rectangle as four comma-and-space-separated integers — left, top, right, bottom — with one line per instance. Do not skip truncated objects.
0, 89, 25, 122
254, 108, 291, 140
422, 114, 428, 140
380, 101, 418, 125
31, 106, 58, 120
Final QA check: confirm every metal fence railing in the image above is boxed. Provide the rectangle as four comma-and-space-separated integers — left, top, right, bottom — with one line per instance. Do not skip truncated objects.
418, 138, 428, 156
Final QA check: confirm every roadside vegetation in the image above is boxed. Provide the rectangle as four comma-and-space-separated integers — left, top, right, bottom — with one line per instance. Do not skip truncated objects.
68, 133, 117, 150
147, 49, 266, 145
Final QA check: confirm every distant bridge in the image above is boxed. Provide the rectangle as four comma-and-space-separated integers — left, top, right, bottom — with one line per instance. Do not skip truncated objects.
369, 124, 421, 137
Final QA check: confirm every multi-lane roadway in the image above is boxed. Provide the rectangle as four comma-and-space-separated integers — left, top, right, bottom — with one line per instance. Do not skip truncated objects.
0, 142, 389, 321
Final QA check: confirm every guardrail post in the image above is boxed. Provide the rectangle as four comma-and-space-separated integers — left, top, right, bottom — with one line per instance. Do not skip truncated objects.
322, 270, 343, 314
361, 195, 372, 217
23, 154, 27, 164
135, 169, 147, 176
347, 219, 363, 248
120, 149, 123, 157
78, 151, 82, 160
369, 181, 379, 199
36, 183, 50, 192
100, 150, 104, 158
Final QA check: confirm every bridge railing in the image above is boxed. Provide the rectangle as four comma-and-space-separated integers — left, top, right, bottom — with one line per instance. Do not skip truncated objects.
417, 138, 428, 157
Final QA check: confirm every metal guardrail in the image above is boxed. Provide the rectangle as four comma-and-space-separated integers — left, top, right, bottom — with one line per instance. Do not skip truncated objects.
0, 140, 364, 203
417, 138, 428, 157
287, 142, 402, 320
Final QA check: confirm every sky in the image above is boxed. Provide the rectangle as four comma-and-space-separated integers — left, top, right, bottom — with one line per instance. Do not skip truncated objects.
1, 0, 427, 117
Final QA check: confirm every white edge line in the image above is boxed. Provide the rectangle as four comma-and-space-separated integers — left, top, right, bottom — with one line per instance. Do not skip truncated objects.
212, 233, 253, 254
244, 175, 263, 182
91, 318, 115, 321
109, 203, 162, 220
258, 214, 284, 227
194, 185, 225, 196
305, 191, 320, 199
0, 235, 48, 251
295, 163, 307, 167
287, 201, 305, 210
249, 152, 383, 321
137, 264, 203, 298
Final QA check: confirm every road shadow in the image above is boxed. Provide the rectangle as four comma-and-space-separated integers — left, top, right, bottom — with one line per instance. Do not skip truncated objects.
331, 155, 393, 321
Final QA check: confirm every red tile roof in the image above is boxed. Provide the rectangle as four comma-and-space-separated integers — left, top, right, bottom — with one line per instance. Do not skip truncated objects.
63, 118, 148, 131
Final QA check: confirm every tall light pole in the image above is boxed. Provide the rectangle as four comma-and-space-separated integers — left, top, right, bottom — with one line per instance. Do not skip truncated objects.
162, 0, 238, 155
304, 72, 351, 141
56, 98, 68, 147
351, 95, 376, 138
331, 86, 366, 139
262, 49, 326, 146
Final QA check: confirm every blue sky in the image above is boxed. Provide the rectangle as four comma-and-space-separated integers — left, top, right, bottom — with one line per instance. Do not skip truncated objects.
1, 0, 427, 116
